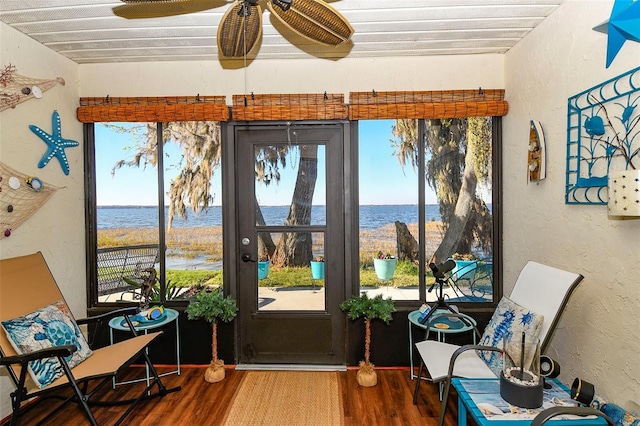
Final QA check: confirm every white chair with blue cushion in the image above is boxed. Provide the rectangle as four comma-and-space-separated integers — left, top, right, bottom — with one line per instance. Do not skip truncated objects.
412, 261, 584, 426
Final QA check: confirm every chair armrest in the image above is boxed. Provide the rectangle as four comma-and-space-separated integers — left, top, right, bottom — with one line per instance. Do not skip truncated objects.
531, 407, 615, 425
438, 344, 503, 425
0, 345, 77, 366
77, 307, 141, 343
76, 307, 138, 326
450, 343, 501, 367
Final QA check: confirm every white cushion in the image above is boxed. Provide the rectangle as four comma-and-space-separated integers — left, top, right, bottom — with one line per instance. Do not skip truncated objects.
415, 340, 495, 382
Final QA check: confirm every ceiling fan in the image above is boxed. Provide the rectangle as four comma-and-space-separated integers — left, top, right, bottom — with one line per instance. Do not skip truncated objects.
119, 0, 355, 59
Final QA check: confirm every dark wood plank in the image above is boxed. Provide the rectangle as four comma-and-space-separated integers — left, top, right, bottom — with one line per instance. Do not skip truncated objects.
2, 367, 457, 425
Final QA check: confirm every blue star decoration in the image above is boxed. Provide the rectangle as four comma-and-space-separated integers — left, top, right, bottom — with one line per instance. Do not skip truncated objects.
593, 0, 640, 68
29, 110, 79, 175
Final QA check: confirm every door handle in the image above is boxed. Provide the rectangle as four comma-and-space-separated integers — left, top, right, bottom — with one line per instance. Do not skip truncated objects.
241, 254, 256, 263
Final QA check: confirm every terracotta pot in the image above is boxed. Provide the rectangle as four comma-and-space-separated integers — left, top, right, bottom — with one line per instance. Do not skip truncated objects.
204, 360, 225, 383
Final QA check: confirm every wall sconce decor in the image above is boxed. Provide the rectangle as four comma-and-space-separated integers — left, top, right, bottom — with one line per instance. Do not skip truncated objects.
608, 170, 640, 217
528, 120, 546, 184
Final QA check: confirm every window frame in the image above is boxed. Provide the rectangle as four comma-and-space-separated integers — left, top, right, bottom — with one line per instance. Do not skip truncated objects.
348, 117, 502, 309
85, 115, 502, 311
85, 122, 173, 309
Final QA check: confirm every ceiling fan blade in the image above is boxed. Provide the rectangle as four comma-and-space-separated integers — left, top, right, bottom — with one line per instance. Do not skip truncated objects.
218, 2, 263, 58
120, 0, 191, 3
267, 0, 354, 47
114, 0, 225, 19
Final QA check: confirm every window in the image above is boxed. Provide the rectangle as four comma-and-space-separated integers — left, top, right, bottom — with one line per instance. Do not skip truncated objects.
85, 99, 500, 310
90, 121, 223, 306
357, 118, 496, 303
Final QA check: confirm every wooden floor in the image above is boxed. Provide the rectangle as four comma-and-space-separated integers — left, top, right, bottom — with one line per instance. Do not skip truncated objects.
2, 366, 460, 425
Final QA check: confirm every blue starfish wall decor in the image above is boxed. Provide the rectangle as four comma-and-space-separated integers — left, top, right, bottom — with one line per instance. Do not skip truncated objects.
29, 110, 79, 175
593, 0, 640, 68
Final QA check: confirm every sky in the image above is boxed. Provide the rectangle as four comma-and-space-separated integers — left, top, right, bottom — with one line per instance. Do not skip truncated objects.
95, 120, 437, 206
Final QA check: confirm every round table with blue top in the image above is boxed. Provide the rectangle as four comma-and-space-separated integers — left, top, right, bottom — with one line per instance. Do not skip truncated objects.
108, 308, 181, 387
408, 308, 477, 381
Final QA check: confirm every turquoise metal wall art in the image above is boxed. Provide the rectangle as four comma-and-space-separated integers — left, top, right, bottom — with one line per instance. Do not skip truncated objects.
593, 0, 640, 68
565, 66, 640, 204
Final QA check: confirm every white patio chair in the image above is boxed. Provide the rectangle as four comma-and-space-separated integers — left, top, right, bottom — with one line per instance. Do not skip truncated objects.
412, 261, 584, 426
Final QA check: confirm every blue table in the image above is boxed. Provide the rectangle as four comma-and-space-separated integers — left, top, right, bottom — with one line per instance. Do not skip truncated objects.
108, 308, 181, 387
452, 378, 607, 425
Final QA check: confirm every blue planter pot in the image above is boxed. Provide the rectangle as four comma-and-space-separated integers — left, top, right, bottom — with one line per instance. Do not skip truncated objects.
311, 261, 325, 279
453, 260, 477, 279
373, 258, 397, 280
258, 261, 270, 280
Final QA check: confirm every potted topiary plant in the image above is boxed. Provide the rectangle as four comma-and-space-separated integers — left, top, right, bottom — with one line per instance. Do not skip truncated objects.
186, 289, 238, 383
339, 292, 395, 387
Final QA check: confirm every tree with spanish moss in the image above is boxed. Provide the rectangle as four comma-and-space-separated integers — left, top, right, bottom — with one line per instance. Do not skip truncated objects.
391, 117, 493, 262
110, 121, 316, 266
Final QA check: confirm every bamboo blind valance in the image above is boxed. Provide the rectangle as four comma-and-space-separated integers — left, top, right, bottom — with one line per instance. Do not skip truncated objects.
348, 90, 508, 120
77, 96, 229, 123
77, 91, 507, 123
232, 93, 348, 121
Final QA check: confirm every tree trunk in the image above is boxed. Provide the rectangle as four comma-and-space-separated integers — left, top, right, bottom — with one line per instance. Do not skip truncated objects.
364, 318, 371, 364
271, 145, 318, 267
205, 321, 224, 383
211, 322, 218, 364
256, 196, 276, 260
358, 319, 377, 386
395, 221, 418, 262
432, 142, 478, 263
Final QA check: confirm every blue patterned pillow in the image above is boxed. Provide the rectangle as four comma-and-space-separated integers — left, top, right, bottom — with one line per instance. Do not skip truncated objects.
593, 397, 640, 426
476, 296, 544, 376
1, 301, 93, 388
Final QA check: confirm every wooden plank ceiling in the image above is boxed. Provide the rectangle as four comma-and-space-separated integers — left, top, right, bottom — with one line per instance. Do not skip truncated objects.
0, 0, 564, 64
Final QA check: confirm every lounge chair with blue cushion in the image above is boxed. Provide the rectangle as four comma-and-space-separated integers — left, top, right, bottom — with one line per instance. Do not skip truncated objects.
0, 252, 180, 425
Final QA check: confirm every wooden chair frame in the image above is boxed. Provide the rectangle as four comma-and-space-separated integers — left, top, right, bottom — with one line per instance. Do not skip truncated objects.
0, 252, 180, 425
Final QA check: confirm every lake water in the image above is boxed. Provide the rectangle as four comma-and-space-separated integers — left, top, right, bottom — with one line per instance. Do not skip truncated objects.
97, 205, 443, 229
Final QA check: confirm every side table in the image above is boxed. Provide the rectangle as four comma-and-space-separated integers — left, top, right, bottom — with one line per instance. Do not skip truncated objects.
452, 378, 607, 426
408, 309, 477, 381
108, 308, 181, 387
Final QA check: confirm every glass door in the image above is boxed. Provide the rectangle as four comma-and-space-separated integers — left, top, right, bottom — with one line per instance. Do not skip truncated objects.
235, 123, 346, 365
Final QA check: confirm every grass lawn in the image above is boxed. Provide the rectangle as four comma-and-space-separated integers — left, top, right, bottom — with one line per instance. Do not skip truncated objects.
99, 222, 444, 297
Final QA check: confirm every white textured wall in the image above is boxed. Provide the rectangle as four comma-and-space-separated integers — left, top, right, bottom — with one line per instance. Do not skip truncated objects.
79, 54, 504, 99
504, 0, 640, 409
0, 23, 82, 418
